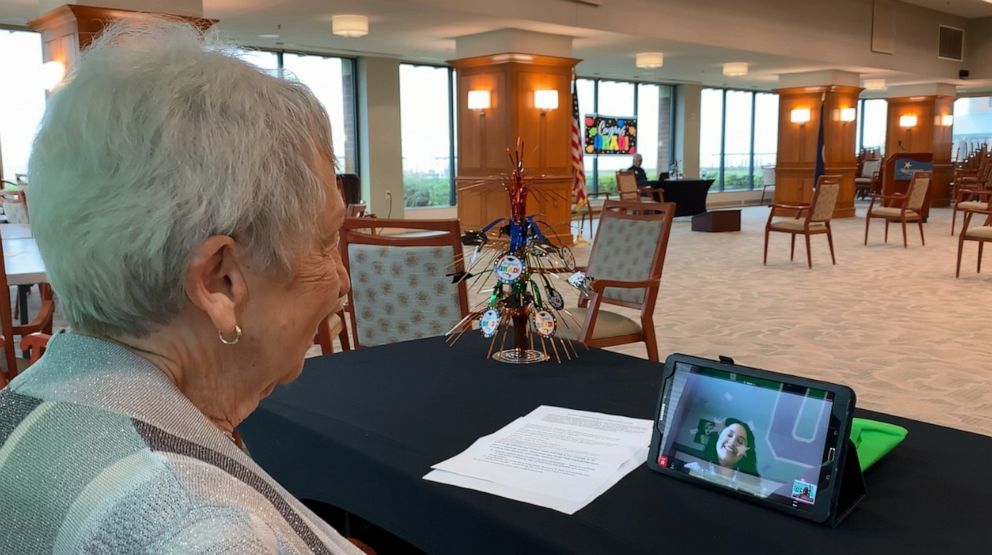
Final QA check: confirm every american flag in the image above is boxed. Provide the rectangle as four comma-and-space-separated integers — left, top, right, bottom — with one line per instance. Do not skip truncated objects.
570, 77, 588, 208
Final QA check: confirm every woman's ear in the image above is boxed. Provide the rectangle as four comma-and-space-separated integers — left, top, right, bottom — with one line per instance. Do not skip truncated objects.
184, 235, 249, 336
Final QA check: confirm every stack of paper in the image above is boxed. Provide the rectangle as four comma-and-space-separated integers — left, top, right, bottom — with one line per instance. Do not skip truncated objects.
423, 405, 653, 514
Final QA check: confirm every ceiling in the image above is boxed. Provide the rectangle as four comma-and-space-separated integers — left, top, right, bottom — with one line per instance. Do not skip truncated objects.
3, 0, 992, 92
899, 0, 992, 18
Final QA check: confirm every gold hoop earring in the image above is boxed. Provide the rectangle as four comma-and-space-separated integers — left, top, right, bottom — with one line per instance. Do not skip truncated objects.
219, 324, 242, 345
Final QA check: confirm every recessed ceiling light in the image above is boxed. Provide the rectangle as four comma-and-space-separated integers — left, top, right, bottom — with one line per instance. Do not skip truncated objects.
863, 79, 887, 91
258, 33, 279, 39
635, 52, 664, 69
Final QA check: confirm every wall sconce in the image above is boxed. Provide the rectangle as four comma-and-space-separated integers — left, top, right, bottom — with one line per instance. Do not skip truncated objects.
331, 14, 369, 37
899, 114, 918, 128
534, 89, 559, 113
467, 90, 490, 115
940, 114, 954, 127
839, 107, 856, 123
790, 108, 811, 125
40, 60, 65, 91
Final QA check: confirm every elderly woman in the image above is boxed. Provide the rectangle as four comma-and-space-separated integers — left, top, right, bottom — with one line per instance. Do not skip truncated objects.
0, 20, 360, 553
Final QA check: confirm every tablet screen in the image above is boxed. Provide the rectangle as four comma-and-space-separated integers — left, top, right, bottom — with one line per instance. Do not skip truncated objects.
655, 360, 838, 513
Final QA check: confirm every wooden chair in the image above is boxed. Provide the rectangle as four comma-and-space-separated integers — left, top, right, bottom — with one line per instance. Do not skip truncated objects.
314, 311, 350, 355
0, 188, 28, 224
340, 218, 469, 348
759, 165, 776, 205
864, 170, 931, 248
763, 175, 841, 269
558, 200, 676, 362
955, 205, 992, 278
615, 171, 642, 202
0, 239, 54, 381
951, 153, 992, 235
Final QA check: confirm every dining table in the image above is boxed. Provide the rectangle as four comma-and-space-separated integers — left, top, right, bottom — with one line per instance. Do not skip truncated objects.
1, 224, 47, 326
239, 335, 988, 554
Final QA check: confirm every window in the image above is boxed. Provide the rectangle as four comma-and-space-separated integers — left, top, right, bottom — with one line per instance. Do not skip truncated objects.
595, 81, 635, 193
699, 88, 780, 191
0, 30, 45, 180
233, 49, 358, 174
699, 88, 725, 187
574, 77, 676, 194
283, 53, 357, 174
952, 97, 992, 157
752, 93, 779, 186
399, 64, 454, 207
857, 99, 887, 155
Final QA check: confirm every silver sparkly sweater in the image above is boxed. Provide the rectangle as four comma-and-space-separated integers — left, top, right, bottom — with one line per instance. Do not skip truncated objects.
0, 333, 361, 554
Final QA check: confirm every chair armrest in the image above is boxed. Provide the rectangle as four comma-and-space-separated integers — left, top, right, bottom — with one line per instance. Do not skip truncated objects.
587, 191, 612, 200
770, 203, 810, 210
962, 206, 992, 216
590, 278, 659, 292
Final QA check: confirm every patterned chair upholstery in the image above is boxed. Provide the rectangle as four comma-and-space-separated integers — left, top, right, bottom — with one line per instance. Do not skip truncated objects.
557, 200, 675, 361
864, 171, 931, 248
764, 175, 841, 269
341, 218, 468, 348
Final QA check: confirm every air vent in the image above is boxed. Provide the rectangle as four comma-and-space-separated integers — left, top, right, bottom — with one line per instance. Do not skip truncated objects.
938, 25, 964, 62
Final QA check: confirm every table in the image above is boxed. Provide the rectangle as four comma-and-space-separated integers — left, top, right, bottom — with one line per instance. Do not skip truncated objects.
0, 224, 33, 240
240, 336, 988, 554
2, 237, 47, 286
2, 235, 47, 327
643, 178, 714, 217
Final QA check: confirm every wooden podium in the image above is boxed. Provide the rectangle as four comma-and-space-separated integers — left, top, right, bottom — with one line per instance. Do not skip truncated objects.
882, 152, 933, 219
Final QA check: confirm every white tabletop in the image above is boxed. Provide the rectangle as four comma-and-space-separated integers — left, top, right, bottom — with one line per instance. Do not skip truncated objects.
3, 237, 47, 286
0, 224, 32, 240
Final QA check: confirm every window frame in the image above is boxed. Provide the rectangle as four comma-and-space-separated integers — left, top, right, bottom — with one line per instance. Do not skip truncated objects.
398, 61, 457, 208
700, 87, 779, 192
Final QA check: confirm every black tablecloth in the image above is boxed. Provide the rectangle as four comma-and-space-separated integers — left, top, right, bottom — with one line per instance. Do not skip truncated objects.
240, 336, 989, 554
643, 178, 714, 217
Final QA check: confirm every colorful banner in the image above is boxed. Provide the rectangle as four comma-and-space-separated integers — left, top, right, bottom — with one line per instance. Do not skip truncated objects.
583, 115, 637, 155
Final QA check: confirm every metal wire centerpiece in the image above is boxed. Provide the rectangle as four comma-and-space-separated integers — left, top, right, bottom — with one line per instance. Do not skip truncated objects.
445, 139, 585, 364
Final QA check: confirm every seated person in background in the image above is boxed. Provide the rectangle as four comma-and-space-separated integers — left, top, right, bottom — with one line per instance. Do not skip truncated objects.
685, 418, 760, 480
627, 153, 648, 184
0, 19, 363, 553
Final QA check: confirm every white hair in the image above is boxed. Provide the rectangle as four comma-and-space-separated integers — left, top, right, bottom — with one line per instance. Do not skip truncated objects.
29, 19, 334, 337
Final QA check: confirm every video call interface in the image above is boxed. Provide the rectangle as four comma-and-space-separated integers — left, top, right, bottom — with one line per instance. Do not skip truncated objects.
656, 362, 836, 510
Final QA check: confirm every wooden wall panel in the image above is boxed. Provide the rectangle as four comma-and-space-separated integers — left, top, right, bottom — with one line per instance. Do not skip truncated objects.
451, 53, 579, 245
885, 95, 955, 209
774, 86, 861, 217
30, 5, 215, 70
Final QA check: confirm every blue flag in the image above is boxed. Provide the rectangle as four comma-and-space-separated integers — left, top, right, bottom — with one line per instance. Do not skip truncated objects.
813, 95, 826, 186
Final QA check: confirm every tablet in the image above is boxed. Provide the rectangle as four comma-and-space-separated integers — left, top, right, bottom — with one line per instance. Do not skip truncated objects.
647, 354, 859, 524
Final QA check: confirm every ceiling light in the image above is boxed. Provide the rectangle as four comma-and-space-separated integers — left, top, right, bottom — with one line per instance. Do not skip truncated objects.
258, 33, 279, 39
635, 52, 664, 69
864, 79, 887, 91
332, 15, 369, 38
723, 62, 748, 77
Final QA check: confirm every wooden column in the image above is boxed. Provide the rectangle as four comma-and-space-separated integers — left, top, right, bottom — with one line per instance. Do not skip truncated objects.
773, 86, 862, 218
885, 96, 954, 208
450, 53, 579, 245
29, 4, 215, 70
